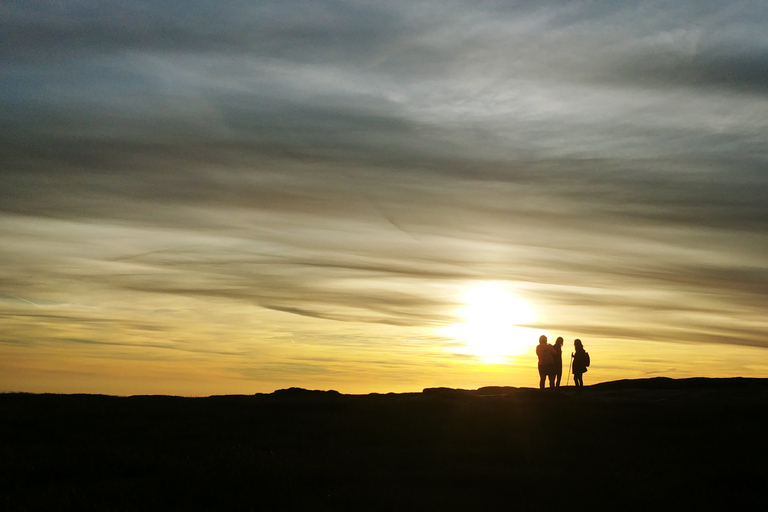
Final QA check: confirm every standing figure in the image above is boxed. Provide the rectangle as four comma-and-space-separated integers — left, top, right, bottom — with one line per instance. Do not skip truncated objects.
572, 339, 589, 387
553, 337, 564, 387
536, 335, 557, 389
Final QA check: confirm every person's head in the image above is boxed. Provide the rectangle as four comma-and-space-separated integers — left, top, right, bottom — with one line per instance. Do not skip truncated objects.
574, 339, 583, 350
555, 337, 563, 347
539, 335, 547, 345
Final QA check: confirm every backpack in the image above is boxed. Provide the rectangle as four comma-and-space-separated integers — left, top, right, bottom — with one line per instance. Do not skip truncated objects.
584, 352, 590, 367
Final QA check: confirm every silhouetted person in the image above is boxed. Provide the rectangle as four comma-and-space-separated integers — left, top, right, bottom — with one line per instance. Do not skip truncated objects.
536, 335, 557, 389
553, 337, 564, 387
571, 339, 589, 387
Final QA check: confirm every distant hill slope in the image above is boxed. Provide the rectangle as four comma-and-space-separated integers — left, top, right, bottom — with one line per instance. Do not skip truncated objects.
422, 376, 768, 397
588, 376, 768, 390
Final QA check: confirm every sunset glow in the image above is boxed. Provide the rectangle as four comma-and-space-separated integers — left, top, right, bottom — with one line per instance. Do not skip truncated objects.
2, 0, 767, 395
442, 283, 537, 363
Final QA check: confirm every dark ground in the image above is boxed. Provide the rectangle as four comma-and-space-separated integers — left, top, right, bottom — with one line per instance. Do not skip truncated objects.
1, 378, 766, 511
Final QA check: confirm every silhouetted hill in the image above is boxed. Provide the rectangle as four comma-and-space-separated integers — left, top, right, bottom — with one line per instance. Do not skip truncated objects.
272, 386, 342, 397
589, 376, 768, 390
422, 376, 768, 395
1, 378, 766, 510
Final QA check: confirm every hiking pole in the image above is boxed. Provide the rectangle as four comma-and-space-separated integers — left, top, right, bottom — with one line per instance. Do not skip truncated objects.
566, 353, 573, 386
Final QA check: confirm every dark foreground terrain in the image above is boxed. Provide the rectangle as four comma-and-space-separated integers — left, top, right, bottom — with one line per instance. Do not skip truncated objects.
2, 378, 766, 511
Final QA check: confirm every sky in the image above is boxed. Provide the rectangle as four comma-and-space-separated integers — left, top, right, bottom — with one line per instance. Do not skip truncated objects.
2, 0, 767, 395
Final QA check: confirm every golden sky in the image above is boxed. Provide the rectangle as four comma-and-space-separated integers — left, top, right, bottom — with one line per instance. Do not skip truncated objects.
2, 0, 767, 395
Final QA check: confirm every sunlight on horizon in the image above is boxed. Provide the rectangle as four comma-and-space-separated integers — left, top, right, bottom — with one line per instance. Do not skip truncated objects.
441, 282, 538, 364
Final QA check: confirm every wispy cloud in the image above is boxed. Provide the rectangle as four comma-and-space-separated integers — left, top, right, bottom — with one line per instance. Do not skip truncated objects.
2, 1, 767, 392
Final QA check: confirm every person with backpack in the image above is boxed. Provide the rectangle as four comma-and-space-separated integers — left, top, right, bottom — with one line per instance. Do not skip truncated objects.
571, 339, 590, 387
536, 335, 557, 389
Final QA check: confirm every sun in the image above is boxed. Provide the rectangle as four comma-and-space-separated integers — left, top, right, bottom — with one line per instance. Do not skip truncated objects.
442, 282, 537, 363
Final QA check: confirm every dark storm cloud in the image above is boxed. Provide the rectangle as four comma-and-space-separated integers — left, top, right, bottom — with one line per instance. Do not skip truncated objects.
2, 0, 403, 62
5, 144, 768, 237
5, 0, 768, 166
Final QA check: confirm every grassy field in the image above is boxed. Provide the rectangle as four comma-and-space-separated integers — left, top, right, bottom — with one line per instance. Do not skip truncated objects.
1, 378, 766, 511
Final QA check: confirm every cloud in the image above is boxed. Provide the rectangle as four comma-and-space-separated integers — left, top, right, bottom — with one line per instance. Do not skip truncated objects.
2, 1, 407, 63
2, 0, 768, 370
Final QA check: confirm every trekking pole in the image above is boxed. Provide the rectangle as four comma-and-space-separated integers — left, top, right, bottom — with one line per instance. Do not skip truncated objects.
566, 353, 573, 386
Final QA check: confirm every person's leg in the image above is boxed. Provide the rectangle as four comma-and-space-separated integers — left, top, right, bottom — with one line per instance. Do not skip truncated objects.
539, 366, 546, 389
575, 373, 583, 387
555, 366, 562, 387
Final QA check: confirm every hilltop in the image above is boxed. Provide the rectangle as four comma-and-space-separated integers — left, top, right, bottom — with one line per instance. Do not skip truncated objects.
1, 378, 766, 510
